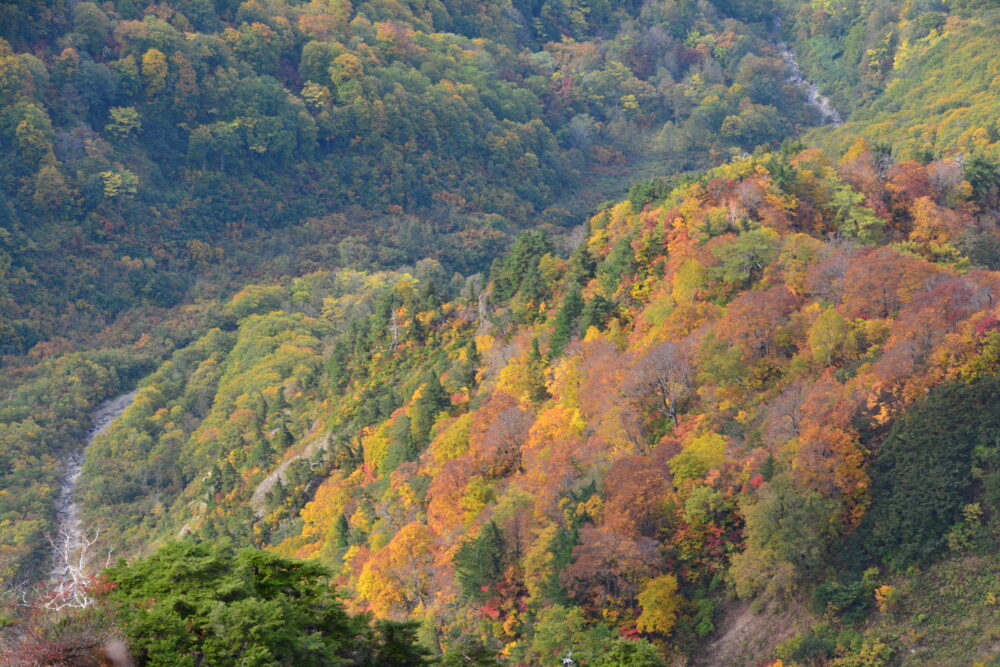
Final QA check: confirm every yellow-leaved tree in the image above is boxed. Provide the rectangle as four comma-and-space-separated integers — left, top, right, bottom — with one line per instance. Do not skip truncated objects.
357, 522, 437, 618
637, 574, 682, 636
669, 432, 727, 483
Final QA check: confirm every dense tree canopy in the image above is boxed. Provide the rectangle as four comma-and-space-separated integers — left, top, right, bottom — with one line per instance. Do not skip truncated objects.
3, 1, 1000, 665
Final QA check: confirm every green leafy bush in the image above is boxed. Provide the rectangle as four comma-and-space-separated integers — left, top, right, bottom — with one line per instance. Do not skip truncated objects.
103, 540, 431, 666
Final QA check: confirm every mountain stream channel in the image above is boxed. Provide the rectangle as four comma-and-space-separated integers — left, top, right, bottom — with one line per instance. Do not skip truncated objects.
50, 391, 137, 590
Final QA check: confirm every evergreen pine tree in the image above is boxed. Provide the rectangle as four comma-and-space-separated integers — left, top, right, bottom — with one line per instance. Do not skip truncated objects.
454, 521, 506, 600
410, 373, 449, 447
527, 339, 551, 404
549, 286, 584, 357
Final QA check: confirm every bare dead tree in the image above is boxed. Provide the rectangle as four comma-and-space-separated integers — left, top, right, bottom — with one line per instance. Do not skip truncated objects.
0, 528, 131, 667
389, 308, 400, 348
626, 341, 695, 429
478, 404, 532, 477
39, 529, 113, 612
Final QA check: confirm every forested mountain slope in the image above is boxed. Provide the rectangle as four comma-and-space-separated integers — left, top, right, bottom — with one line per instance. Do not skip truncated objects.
0, 0, 835, 602
0, 0, 824, 595
2, 1, 1000, 665
69, 140, 1000, 664
778, 0, 999, 117
789, 6, 1000, 167
0, 0, 821, 357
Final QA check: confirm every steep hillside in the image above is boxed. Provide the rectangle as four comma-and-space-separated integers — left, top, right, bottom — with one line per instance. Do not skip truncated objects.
2, 2, 1000, 665
778, 0, 999, 116
0, 0, 850, 603
71, 142, 1000, 662
0, 0, 837, 598
0, 0, 821, 357
802, 13, 1000, 166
